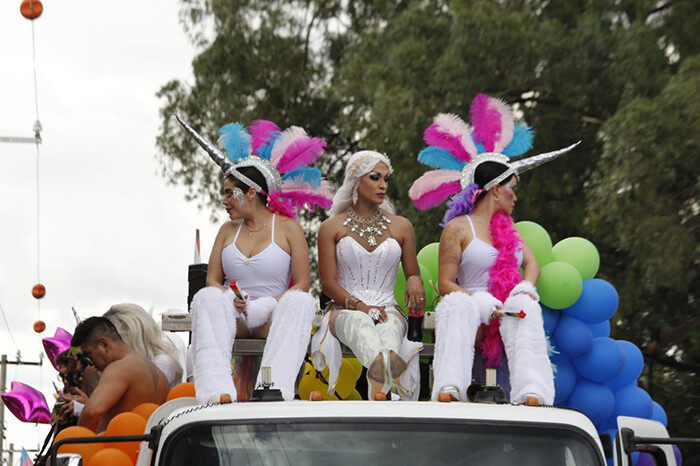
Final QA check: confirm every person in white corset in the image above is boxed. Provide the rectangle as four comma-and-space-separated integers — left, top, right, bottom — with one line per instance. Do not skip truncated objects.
311, 150, 425, 400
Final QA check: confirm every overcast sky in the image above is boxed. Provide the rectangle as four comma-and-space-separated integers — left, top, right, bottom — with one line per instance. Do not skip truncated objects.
0, 1, 223, 455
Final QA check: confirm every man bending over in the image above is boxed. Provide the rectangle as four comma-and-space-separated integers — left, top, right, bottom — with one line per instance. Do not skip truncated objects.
71, 316, 169, 432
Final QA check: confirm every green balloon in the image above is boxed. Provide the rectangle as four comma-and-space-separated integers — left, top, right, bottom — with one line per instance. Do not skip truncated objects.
515, 221, 553, 266
537, 261, 583, 309
417, 242, 440, 283
552, 237, 600, 281
394, 263, 407, 313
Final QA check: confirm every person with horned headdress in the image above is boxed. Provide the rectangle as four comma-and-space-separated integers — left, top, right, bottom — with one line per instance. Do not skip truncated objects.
310, 150, 425, 400
176, 116, 333, 403
409, 94, 579, 405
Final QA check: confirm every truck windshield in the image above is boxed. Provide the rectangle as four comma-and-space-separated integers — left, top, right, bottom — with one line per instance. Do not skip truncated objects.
161, 419, 603, 466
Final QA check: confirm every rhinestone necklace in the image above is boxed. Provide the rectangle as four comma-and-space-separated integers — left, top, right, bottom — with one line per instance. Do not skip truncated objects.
343, 207, 391, 247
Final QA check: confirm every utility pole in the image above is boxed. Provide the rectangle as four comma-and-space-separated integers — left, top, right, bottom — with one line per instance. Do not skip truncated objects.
0, 354, 43, 465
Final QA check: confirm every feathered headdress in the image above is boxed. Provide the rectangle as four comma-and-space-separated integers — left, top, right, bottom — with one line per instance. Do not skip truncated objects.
409, 94, 579, 213
175, 115, 333, 217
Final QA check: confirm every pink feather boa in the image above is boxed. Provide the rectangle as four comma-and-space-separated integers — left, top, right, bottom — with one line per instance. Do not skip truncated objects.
477, 211, 523, 367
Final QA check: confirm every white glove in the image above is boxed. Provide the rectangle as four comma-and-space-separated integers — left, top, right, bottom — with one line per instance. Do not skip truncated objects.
470, 291, 503, 324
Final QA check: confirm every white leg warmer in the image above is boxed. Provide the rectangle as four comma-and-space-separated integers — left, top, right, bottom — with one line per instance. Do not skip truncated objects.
191, 286, 237, 404
334, 310, 382, 368
245, 296, 278, 329
431, 291, 481, 401
500, 295, 555, 405
256, 290, 316, 401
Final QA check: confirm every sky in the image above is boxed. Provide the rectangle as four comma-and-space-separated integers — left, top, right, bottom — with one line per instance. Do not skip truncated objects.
0, 1, 223, 457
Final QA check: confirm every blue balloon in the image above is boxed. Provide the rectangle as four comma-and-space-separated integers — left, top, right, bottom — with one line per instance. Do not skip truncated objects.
614, 384, 653, 420
542, 304, 560, 335
552, 356, 577, 405
608, 340, 644, 389
573, 337, 625, 383
673, 444, 682, 466
553, 316, 593, 358
568, 379, 615, 426
588, 320, 610, 338
562, 279, 619, 324
651, 401, 668, 427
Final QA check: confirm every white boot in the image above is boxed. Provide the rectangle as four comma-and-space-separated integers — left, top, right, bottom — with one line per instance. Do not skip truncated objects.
431, 291, 482, 401
500, 294, 554, 405
256, 290, 316, 401
191, 286, 237, 404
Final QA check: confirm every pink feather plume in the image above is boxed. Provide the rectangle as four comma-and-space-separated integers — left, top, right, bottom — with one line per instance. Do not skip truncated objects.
266, 192, 297, 218
423, 113, 477, 162
408, 169, 462, 210
249, 120, 281, 154
270, 126, 306, 166
276, 136, 327, 173
470, 94, 514, 153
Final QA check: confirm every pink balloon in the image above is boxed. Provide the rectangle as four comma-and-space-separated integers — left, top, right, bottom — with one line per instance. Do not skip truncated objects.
0, 381, 51, 424
42, 327, 73, 370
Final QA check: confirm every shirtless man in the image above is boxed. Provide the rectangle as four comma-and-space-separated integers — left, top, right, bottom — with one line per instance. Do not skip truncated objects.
71, 316, 169, 432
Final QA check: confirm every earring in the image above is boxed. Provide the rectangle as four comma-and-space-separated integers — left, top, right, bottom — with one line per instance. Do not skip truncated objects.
495, 196, 500, 201
352, 188, 358, 204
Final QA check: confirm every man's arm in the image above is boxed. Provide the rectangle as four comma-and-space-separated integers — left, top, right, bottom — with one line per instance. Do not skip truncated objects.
77, 363, 128, 432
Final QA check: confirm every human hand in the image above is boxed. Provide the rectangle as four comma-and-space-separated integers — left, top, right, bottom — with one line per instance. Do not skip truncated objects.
63, 387, 88, 404
59, 400, 75, 419
405, 274, 426, 316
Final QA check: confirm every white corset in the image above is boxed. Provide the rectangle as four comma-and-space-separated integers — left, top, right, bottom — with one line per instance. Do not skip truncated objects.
336, 237, 401, 307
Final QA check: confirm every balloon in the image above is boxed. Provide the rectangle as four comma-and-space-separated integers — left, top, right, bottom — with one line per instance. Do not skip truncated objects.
537, 261, 583, 309
608, 340, 644, 389
32, 283, 46, 299
335, 359, 359, 398
43, 327, 73, 370
86, 448, 134, 466
419, 263, 438, 312
167, 382, 196, 401
298, 362, 333, 400
541, 304, 560, 335
346, 358, 363, 379
588, 320, 611, 338
417, 242, 439, 283
33, 320, 46, 333
344, 389, 362, 400
105, 412, 147, 462
635, 452, 655, 466
515, 221, 553, 266
573, 337, 625, 383
563, 279, 619, 324
20, 0, 43, 20
53, 426, 102, 464
1, 381, 51, 423
613, 384, 653, 420
553, 316, 593, 358
650, 401, 668, 427
552, 356, 576, 404
673, 444, 682, 466
132, 402, 159, 422
394, 263, 407, 313
567, 380, 615, 426
552, 237, 600, 280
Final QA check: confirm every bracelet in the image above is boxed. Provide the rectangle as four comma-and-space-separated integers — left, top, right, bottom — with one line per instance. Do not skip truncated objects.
345, 295, 360, 310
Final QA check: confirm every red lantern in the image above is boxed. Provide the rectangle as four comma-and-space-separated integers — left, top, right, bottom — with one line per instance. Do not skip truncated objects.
33, 320, 46, 333
20, 0, 43, 20
32, 283, 46, 299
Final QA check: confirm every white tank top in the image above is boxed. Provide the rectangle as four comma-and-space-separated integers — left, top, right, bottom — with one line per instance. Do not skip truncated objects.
457, 215, 523, 292
221, 214, 292, 299
336, 237, 402, 307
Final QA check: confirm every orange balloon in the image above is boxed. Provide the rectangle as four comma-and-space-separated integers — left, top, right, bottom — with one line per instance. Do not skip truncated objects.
53, 426, 102, 464
86, 448, 133, 466
33, 320, 46, 333
104, 412, 147, 462
131, 402, 159, 422
166, 382, 196, 401
32, 283, 46, 299
20, 0, 43, 20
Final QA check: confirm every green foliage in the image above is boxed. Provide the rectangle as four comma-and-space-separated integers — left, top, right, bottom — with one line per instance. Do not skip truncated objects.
157, 0, 699, 451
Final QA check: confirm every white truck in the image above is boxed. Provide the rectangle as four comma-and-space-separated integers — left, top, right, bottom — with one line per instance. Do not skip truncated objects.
49, 388, 685, 466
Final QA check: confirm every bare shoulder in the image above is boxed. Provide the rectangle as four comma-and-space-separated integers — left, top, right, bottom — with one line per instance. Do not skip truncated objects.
277, 215, 304, 234
385, 212, 414, 232
442, 216, 469, 237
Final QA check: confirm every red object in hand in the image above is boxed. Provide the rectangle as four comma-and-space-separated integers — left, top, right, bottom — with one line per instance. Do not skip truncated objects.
517, 310, 527, 319
229, 281, 244, 300
408, 307, 423, 318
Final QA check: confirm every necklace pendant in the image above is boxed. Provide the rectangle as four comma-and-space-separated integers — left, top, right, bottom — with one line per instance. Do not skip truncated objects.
368, 236, 377, 247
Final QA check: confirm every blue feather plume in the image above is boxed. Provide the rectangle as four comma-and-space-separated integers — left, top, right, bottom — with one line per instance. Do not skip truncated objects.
282, 167, 322, 189
418, 146, 465, 171
502, 124, 534, 157
256, 134, 281, 161
218, 123, 251, 163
